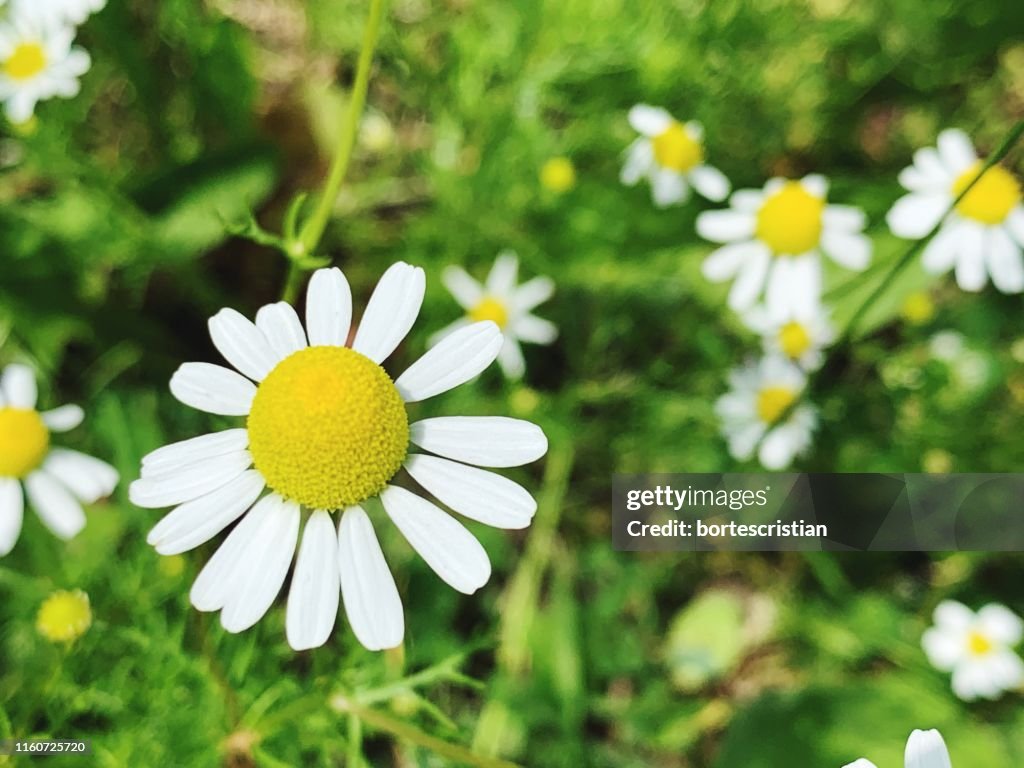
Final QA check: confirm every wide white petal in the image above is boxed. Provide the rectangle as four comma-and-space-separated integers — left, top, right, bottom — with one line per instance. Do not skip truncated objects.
147, 470, 264, 555
286, 510, 340, 651
822, 230, 871, 271
1006, 207, 1024, 247
696, 209, 756, 244
976, 603, 1024, 646
129, 450, 252, 508
338, 506, 404, 651
495, 337, 526, 380
511, 276, 555, 313
620, 139, 653, 186
305, 267, 353, 347
208, 308, 279, 381
24, 470, 86, 540
937, 128, 976, 174
41, 404, 84, 432
42, 449, 118, 503
727, 246, 771, 312
380, 485, 491, 594
922, 626, 964, 671
395, 321, 501, 403
352, 262, 425, 363
141, 429, 249, 478
986, 226, 1024, 294
1, 364, 36, 409
702, 241, 763, 282
651, 169, 689, 208
0, 477, 24, 557
921, 221, 963, 274
405, 454, 536, 529
800, 174, 828, 198
767, 255, 820, 322
410, 416, 547, 468
627, 104, 672, 136
485, 251, 519, 297
169, 363, 256, 416
441, 266, 483, 309
953, 222, 986, 292
511, 314, 558, 345
933, 600, 974, 631
255, 301, 307, 360
823, 205, 867, 232
758, 427, 797, 470
730, 189, 764, 212
886, 193, 949, 239
843, 761, 879, 768
689, 165, 730, 202
905, 729, 952, 768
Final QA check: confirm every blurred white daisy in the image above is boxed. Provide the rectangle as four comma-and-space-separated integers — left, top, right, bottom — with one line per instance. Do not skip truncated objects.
0, 14, 90, 124
742, 304, 835, 372
435, 251, 556, 380
621, 104, 730, 207
887, 129, 1024, 294
922, 600, 1024, 701
697, 175, 872, 320
131, 263, 549, 652
845, 729, 952, 768
715, 356, 817, 470
0, 363, 118, 556
12, 0, 106, 26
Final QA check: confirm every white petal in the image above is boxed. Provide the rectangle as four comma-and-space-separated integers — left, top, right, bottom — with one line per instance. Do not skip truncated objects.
380, 485, 491, 594
702, 241, 764, 283
40, 404, 84, 432
129, 450, 252, 508
800, 174, 829, 198
620, 139, 653, 186
495, 337, 526, 380
937, 129, 977, 174
922, 626, 963, 671
352, 262, 425, 363
169, 363, 256, 416
410, 417, 547, 468
823, 205, 867, 232
767, 255, 820, 322
255, 301, 307, 360
441, 266, 483, 309
42, 449, 118, 503
24, 470, 86, 540
405, 454, 536, 529
651, 169, 689, 208
0, 477, 24, 556
976, 603, 1024, 646
843, 761, 878, 768
1006, 207, 1024, 247
208, 308, 279, 381
887, 193, 949, 239
511, 314, 558, 345
758, 427, 797, 470
822, 230, 871, 271
485, 251, 519, 297
1, 364, 37, 409
728, 246, 771, 312
338, 506, 404, 651
921, 221, 963, 274
511, 276, 554, 313
286, 510, 340, 651
305, 267, 353, 347
905, 729, 952, 768
696, 209, 756, 244
934, 600, 975, 630
146, 470, 264, 555
628, 104, 672, 136
954, 222, 987, 292
730, 189, 765, 212
141, 429, 249, 478
986, 226, 1024, 294
395, 321, 502, 403
689, 165, 730, 202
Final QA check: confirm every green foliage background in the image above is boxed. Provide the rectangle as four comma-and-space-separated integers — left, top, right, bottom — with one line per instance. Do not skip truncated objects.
2, 0, 1024, 765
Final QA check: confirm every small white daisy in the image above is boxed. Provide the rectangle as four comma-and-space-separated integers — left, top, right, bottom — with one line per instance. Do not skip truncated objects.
11, 0, 106, 26
620, 104, 731, 207
715, 356, 817, 470
887, 129, 1024, 294
845, 729, 952, 768
434, 251, 556, 380
697, 175, 872, 320
742, 303, 835, 372
0, 14, 90, 124
131, 263, 549, 652
0, 363, 119, 556
922, 600, 1024, 701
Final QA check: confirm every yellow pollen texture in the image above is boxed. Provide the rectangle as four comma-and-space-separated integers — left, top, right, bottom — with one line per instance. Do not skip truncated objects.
952, 162, 1021, 225
967, 631, 994, 656
652, 122, 703, 173
469, 296, 509, 329
247, 346, 408, 510
0, 407, 50, 478
778, 322, 812, 359
757, 386, 797, 424
756, 181, 825, 256
4, 42, 47, 81
37, 590, 92, 643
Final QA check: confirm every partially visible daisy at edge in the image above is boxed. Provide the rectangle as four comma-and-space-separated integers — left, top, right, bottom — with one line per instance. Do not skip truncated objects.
922, 599, 1024, 701
0, 363, 119, 556
621, 104, 731, 207
130, 263, 549, 652
742, 303, 835, 372
887, 128, 1024, 294
434, 251, 556, 380
844, 728, 952, 768
11, 0, 107, 26
715, 355, 817, 470
0, 12, 90, 123
697, 174, 872, 320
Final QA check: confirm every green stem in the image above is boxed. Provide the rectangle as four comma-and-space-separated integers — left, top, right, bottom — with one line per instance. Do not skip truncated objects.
281, 260, 305, 303
346, 713, 363, 767
356, 654, 469, 707
297, 0, 386, 256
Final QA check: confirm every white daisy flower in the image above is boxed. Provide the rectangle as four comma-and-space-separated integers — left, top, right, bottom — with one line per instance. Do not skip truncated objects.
0, 363, 119, 556
130, 263, 549, 652
845, 729, 952, 768
697, 175, 872, 320
11, 0, 107, 26
434, 251, 556, 380
714, 356, 817, 470
742, 303, 835, 372
620, 104, 731, 207
922, 600, 1024, 701
887, 129, 1024, 294
0, 14, 90, 124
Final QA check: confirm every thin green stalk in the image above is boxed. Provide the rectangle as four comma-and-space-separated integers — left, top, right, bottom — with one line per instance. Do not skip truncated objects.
281, 259, 306, 303
346, 713, 363, 767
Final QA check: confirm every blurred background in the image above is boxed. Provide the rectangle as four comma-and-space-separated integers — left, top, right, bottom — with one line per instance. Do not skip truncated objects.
2, 0, 1024, 765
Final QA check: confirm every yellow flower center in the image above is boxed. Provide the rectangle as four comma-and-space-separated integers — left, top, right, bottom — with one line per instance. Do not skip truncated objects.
967, 630, 994, 657
0, 407, 50, 478
652, 122, 703, 173
469, 296, 509, 329
247, 346, 408, 510
756, 386, 797, 424
952, 162, 1021, 225
540, 156, 577, 193
37, 590, 92, 643
4, 42, 47, 81
756, 182, 825, 256
778, 322, 812, 360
